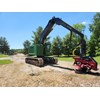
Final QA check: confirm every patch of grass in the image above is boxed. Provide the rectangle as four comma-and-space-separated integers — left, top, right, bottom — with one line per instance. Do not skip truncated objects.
94, 56, 100, 65
58, 56, 74, 62
58, 55, 100, 65
0, 54, 8, 58
0, 60, 13, 65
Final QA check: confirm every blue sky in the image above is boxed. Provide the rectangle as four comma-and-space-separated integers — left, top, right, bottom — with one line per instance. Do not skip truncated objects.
0, 12, 96, 49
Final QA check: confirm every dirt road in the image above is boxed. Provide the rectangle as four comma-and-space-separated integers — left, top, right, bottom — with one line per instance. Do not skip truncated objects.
0, 54, 100, 87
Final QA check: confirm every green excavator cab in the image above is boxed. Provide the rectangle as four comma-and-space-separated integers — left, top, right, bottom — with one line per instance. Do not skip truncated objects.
28, 44, 43, 56
28, 43, 51, 56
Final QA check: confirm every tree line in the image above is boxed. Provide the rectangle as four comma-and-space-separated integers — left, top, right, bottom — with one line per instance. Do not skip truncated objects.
23, 13, 100, 57
23, 24, 86, 56
0, 36, 18, 55
0, 13, 99, 57
0, 37, 10, 54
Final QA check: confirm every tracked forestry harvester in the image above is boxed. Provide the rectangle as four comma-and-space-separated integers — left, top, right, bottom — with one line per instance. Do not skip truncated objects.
25, 17, 98, 73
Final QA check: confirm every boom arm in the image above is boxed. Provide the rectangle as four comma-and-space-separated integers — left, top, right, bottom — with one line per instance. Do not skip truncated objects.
40, 17, 86, 56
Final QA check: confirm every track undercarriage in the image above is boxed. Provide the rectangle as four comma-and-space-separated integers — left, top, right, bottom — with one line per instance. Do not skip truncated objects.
25, 56, 58, 67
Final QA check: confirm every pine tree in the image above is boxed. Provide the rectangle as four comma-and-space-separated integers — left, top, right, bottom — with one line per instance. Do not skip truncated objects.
51, 36, 62, 56
0, 36, 10, 54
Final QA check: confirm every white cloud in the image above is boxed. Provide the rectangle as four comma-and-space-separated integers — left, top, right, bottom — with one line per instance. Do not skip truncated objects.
81, 21, 87, 25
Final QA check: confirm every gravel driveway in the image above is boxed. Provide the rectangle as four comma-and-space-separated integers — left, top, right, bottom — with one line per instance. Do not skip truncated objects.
0, 53, 100, 87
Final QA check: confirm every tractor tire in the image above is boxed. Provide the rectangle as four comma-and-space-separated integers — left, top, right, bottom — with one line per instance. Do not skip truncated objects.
74, 69, 82, 74
81, 67, 88, 73
74, 68, 87, 74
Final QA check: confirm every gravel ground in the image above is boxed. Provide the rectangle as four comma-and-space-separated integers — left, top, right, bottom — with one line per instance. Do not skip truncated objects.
0, 54, 100, 87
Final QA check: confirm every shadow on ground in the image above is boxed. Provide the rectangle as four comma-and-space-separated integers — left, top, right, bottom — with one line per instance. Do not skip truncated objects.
49, 64, 74, 71
28, 63, 100, 77
87, 71, 100, 76
49, 64, 100, 76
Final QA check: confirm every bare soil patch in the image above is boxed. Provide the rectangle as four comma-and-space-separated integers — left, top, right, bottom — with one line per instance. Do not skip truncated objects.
0, 54, 100, 87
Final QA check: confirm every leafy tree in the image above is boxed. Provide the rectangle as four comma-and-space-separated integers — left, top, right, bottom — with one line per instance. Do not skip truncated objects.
73, 23, 86, 43
72, 23, 87, 55
51, 36, 62, 56
23, 40, 31, 54
89, 13, 100, 56
73, 24, 86, 33
62, 33, 71, 56
62, 23, 86, 56
9, 49, 16, 55
16, 49, 24, 53
0, 36, 10, 54
32, 26, 50, 44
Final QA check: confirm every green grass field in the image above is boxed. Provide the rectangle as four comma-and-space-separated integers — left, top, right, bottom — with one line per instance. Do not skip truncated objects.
0, 60, 13, 65
0, 54, 12, 65
0, 54, 8, 58
58, 55, 100, 65
58, 56, 74, 62
94, 56, 100, 65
